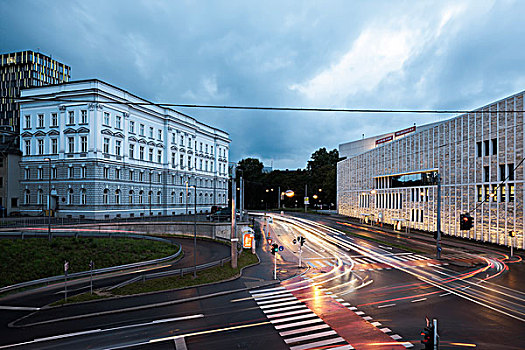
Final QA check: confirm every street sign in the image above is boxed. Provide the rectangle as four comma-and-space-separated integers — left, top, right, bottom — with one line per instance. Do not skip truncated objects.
304, 197, 309, 204
243, 232, 254, 249
278, 246, 284, 251
267, 238, 273, 245
64, 261, 69, 272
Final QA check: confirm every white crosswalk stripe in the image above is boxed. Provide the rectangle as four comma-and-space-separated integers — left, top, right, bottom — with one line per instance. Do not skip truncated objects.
250, 288, 353, 349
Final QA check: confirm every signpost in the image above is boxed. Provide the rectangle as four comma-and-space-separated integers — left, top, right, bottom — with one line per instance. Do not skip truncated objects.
64, 260, 69, 302
89, 260, 94, 295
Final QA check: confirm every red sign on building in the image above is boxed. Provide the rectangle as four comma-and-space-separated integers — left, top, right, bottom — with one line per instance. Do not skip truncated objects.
375, 135, 393, 145
394, 126, 416, 137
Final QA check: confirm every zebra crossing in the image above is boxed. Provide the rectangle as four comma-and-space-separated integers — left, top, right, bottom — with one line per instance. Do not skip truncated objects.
250, 286, 354, 350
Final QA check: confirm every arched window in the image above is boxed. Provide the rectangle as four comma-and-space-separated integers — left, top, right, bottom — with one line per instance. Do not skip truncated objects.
103, 189, 109, 204
139, 190, 143, 204
157, 191, 162, 204
80, 189, 87, 205
204, 193, 208, 205
37, 189, 43, 205
179, 192, 184, 204
148, 191, 153, 204
171, 191, 175, 204
115, 189, 121, 204
199, 193, 203, 204
24, 190, 30, 204
67, 189, 74, 205
129, 190, 134, 204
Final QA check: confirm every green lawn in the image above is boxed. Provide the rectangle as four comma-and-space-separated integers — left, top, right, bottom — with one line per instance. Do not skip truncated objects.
0, 237, 178, 288
55, 250, 259, 305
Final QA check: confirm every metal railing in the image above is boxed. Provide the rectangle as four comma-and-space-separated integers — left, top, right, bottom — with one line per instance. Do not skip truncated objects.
0, 233, 182, 295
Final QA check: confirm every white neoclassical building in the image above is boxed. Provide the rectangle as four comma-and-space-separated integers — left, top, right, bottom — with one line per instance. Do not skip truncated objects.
19, 79, 230, 219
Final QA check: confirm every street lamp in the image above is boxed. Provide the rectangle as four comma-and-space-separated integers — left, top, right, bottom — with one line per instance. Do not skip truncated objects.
190, 185, 197, 278
44, 158, 52, 242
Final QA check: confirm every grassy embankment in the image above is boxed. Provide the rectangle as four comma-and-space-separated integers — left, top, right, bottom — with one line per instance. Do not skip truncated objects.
0, 237, 178, 288
56, 250, 259, 305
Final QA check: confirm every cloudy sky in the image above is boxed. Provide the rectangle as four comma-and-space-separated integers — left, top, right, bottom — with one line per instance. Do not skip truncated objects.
1, 0, 524, 169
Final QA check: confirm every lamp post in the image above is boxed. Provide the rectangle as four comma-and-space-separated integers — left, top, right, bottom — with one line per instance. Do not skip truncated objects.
192, 185, 197, 278
44, 158, 52, 242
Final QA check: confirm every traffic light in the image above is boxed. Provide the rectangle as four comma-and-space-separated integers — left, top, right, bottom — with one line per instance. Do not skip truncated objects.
421, 325, 434, 350
460, 213, 474, 230
271, 243, 279, 255
300, 236, 305, 246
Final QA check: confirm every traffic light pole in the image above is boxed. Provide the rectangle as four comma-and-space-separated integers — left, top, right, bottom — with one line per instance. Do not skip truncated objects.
436, 174, 442, 260
299, 246, 302, 268
274, 251, 277, 280
433, 318, 438, 350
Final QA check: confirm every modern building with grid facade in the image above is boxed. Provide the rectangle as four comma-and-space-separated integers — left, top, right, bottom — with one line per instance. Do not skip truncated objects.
19, 79, 230, 219
1, 50, 71, 131
337, 91, 524, 250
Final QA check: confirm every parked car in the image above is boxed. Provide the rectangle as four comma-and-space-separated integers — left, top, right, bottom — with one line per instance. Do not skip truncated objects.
207, 208, 245, 221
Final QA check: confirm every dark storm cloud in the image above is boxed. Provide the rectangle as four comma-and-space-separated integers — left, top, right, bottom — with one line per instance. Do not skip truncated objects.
1, 0, 524, 169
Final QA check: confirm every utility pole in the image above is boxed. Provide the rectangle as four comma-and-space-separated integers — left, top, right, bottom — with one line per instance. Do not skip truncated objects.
436, 174, 442, 259
239, 174, 244, 222
193, 185, 197, 278
304, 184, 308, 213
278, 186, 281, 210
230, 165, 238, 268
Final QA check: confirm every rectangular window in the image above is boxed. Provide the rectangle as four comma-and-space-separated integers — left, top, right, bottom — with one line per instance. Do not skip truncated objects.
115, 168, 120, 180
129, 120, 135, 133
129, 144, 135, 159
484, 166, 490, 182
103, 112, 110, 125
81, 110, 88, 124
477, 185, 483, 202
37, 139, 44, 155
491, 185, 497, 202
171, 152, 176, 167
499, 164, 506, 181
140, 124, 145, 136
81, 136, 88, 153
205, 145, 208, 153
180, 154, 184, 167
210, 146, 213, 155
492, 138, 497, 155
172, 133, 176, 144
103, 138, 110, 153
139, 146, 144, 160
115, 115, 122, 129
484, 185, 490, 201
508, 164, 514, 180
38, 168, 43, 179
476, 142, 482, 157
509, 184, 515, 202
180, 135, 184, 146
68, 111, 75, 125
200, 159, 203, 170
68, 167, 73, 179
157, 150, 162, 163
51, 168, 57, 179
115, 140, 121, 156
104, 167, 109, 179
67, 137, 75, 153
158, 129, 162, 140
139, 172, 144, 182
129, 170, 134, 181
81, 166, 86, 178
24, 115, 31, 129
484, 140, 489, 156
149, 127, 154, 138
149, 148, 153, 162
51, 113, 58, 127
188, 156, 191, 169
50, 138, 57, 155
38, 114, 44, 128
500, 185, 506, 202
24, 168, 30, 180
200, 142, 203, 152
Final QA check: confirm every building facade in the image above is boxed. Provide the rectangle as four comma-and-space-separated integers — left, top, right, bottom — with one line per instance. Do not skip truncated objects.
337, 91, 524, 250
0, 128, 21, 215
19, 80, 230, 219
1, 50, 71, 131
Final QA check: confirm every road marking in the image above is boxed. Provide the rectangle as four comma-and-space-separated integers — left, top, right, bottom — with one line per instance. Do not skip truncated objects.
379, 245, 393, 250
174, 336, 187, 350
251, 290, 290, 299
411, 298, 427, 303
256, 296, 297, 305
371, 321, 382, 327
440, 292, 452, 297
0, 306, 41, 311
289, 337, 347, 350
380, 327, 392, 333
363, 316, 373, 321
251, 286, 285, 294
279, 323, 330, 337
263, 304, 307, 314
273, 317, 324, 330
260, 300, 302, 309
390, 334, 402, 340
355, 311, 365, 315
270, 313, 318, 324
267, 308, 312, 319
377, 303, 396, 308
285, 330, 337, 344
